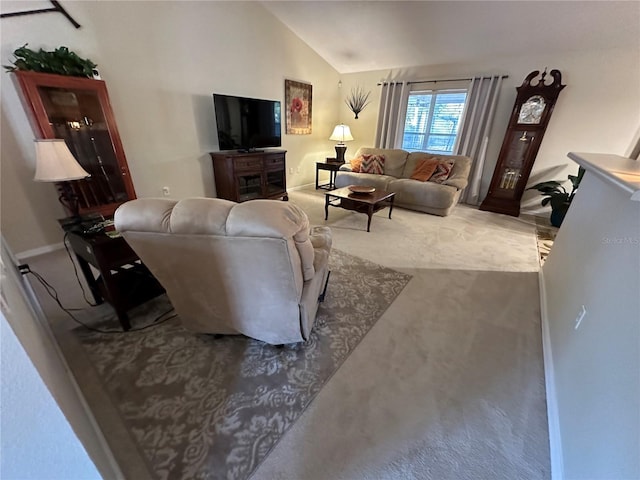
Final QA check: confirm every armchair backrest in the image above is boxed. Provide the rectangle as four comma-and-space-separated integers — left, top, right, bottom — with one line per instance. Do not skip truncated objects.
114, 197, 319, 344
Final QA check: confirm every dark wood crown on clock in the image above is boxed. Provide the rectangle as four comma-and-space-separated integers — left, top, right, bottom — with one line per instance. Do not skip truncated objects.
480, 69, 565, 217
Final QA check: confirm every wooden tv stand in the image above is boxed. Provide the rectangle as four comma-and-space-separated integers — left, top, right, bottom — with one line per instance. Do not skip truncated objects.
210, 149, 288, 202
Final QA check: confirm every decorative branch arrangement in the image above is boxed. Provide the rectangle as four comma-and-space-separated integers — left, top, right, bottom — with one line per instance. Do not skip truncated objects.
345, 86, 371, 119
0, 1, 81, 29
4, 44, 97, 78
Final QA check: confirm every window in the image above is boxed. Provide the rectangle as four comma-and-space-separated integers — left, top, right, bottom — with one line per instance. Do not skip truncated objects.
401, 90, 467, 154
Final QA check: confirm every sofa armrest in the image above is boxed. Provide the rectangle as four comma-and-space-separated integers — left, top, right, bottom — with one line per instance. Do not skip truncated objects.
310, 226, 332, 251
442, 177, 468, 190
339, 164, 352, 172
309, 226, 332, 272
442, 156, 471, 190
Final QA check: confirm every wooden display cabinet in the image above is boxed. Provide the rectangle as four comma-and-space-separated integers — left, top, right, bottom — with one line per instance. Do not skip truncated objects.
13, 71, 136, 217
210, 150, 288, 202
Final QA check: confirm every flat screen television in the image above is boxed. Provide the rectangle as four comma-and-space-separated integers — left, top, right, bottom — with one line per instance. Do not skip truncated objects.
213, 93, 281, 152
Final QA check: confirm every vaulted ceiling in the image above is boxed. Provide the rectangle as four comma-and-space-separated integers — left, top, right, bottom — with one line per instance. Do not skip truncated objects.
263, 1, 640, 74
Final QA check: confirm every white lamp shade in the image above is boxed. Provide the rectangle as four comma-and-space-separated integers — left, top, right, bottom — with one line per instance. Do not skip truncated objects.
329, 124, 354, 143
34, 139, 90, 182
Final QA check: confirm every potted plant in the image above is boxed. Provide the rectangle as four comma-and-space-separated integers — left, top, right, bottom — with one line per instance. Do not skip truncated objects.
4, 44, 97, 78
527, 166, 585, 227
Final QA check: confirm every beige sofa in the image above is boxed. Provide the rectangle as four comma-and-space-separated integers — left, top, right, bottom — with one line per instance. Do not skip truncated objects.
335, 147, 472, 216
114, 197, 332, 345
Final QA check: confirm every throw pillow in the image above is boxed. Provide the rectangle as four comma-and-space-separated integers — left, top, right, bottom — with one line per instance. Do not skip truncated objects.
410, 158, 439, 182
350, 156, 363, 173
428, 160, 455, 184
359, 154, 385, 175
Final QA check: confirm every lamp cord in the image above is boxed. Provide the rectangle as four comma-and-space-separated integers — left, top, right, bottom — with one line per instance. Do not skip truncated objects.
23, 266, 175, 334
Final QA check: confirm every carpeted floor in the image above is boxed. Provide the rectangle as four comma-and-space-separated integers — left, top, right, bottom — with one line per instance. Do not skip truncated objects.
253, 268, 548, 480
25, 187, 550, 479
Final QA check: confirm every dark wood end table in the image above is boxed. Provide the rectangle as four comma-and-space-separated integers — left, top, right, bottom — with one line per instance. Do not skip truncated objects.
66, 231, 165, 330
324, 187, 395, 232
315, 160, 343, 190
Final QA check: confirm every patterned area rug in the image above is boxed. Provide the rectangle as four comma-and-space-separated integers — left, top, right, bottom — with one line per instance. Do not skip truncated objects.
75, 249, 411, 480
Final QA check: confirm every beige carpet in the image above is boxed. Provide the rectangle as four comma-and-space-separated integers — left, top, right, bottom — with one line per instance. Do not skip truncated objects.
294, 188, 540, 273
25, 187, 549, 479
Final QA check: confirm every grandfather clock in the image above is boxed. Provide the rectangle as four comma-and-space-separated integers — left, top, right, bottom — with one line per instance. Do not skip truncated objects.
480, 69, 565, 216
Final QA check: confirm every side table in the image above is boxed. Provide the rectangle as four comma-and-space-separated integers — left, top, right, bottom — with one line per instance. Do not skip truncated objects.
66, 231, 165, 330
315, 160, 343, 190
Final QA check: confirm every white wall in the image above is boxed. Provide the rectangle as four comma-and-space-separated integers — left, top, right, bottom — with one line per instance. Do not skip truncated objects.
542, 168, 640, 479
0, 238, 118, 478
1, 1, 340, 255
338, 47, 640, 213
0, 313, 101, 480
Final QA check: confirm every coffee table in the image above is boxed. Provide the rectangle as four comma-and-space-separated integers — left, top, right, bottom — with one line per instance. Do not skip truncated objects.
325, 187, 395, 232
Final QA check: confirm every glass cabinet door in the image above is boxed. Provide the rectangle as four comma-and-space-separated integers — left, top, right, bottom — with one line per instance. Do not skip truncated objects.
14, 71, 136, 217
497, 131, 533, 193
266, 170, 285, 196
38, 86, 129, 208
236, 173, 263, 201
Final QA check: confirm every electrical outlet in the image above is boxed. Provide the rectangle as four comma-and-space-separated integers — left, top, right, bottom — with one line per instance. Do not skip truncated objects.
574, 305, 586, 330
162, 186, 170, 196
288, 167, 294, 175
296, 166, 301, 174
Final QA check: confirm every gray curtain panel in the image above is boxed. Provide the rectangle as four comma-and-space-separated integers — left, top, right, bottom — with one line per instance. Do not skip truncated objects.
456, 75, 503, 205
375, 81, 409, 149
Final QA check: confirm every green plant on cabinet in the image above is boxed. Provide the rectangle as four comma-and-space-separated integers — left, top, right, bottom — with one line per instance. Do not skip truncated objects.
4, 45, 97, 78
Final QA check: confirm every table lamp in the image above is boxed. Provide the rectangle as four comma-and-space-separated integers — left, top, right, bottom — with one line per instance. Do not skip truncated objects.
329, 124, 354, 163
34, 139, 90, 218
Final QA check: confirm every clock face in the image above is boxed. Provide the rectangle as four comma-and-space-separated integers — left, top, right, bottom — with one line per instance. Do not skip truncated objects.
518, 95, 546, 124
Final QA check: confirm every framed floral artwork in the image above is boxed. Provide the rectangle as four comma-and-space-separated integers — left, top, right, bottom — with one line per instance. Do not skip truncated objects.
285, 79, 312, 135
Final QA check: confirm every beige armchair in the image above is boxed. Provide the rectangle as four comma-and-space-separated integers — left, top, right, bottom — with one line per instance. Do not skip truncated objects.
114, 197, 332, 345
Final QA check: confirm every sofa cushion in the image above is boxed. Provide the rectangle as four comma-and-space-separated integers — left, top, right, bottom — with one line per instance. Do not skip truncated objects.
402, 152, 436, 179
353, 147, 408, 177
410, 158, 439, 181
334, 171, 394, 191
388, 178, 458, 210
429, 160, 455, 184
350, 156, 363, 173
359, 154, 385, 175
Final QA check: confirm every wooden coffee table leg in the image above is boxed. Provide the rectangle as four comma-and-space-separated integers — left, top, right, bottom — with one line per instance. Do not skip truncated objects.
388, 196, 394, 218
367, 204, 374, 232
325, 194, 330, 220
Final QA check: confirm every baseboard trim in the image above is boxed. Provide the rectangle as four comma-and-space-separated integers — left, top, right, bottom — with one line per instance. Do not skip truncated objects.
16, 242, 64, 261
288, 182, 315, 192
538, 269, 564, 480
